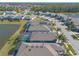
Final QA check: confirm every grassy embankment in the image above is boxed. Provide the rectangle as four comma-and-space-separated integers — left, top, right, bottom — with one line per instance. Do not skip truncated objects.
57, 33, 76, 55
64, 43, 77, 56
0, 20, 21, 24
72, 32, 79, 40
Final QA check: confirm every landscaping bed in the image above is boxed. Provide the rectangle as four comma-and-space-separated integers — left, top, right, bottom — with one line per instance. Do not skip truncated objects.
63, 43, 76, 56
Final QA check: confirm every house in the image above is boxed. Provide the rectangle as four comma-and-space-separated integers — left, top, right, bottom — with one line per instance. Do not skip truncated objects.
26, 24, 50, 32
16, 43, 64, 56
28, 32, 57, 43
21, 22, 57, 43
4, 11, 17, 15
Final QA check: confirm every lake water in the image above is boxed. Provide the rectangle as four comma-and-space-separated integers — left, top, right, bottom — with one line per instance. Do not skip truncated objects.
65, 13, 79, 18
0, 24, 20, 49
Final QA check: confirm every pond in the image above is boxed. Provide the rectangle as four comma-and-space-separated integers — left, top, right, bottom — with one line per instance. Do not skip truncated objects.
0, 24, 20, 49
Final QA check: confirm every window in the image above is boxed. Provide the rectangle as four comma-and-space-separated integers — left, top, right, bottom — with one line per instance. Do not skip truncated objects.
28, 49, 31, 51
40, 46, 43, 48
26, 45, 28, 48
36, 46, 39, 48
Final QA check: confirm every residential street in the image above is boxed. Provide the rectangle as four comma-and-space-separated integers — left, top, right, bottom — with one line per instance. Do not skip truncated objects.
53, 18, 79, 55
41, 15, 79, 55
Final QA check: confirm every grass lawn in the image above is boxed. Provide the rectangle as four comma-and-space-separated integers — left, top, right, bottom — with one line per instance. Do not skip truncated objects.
32, 17, 45, 23
72, 34, 79, 40
64, 43, 76, 55
0, 20, 21, 24
67, 44, 76, 55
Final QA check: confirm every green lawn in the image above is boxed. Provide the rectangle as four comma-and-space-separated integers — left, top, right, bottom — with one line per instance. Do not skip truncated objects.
33, 17, 45, 22
72, 34, 79, 40
64, 43, 76, 55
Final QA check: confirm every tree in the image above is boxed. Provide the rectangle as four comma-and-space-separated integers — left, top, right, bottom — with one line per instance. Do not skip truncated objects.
31, 4, 79, 13
58, 34, 66, 42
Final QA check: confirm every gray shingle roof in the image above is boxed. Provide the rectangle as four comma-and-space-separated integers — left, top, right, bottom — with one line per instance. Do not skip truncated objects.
16, 43, 64, 56
30, 32, 56, 41
28, 24, 49, 32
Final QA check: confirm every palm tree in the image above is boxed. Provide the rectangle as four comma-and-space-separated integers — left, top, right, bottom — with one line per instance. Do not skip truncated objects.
58, 34, 66, 42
